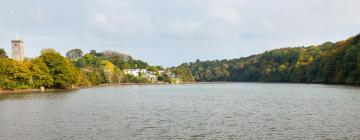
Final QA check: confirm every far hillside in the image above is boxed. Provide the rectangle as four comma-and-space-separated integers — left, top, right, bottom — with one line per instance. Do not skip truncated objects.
175, 33, 360, 84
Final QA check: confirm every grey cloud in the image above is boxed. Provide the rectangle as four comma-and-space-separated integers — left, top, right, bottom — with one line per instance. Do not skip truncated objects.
1, 0, 360, 66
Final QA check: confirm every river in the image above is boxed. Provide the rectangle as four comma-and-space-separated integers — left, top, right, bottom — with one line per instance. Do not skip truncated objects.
1, 83, 360, 139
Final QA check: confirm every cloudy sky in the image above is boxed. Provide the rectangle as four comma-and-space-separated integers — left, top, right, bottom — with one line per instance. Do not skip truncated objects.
1, 0, 360, 66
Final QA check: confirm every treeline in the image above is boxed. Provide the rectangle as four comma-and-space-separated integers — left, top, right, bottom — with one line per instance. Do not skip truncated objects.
0, 49, 82, 89
0, 48, 193, 89
176, 33, 360, 84
70, 49, 149, 85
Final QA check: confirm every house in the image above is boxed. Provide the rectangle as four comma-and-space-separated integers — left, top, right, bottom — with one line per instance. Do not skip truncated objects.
123, 69, 147, 77
123, 69, 157, 82
123, 69, 180, 83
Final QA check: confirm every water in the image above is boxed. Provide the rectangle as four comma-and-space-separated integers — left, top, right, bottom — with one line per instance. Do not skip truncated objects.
1, 83, 360, 139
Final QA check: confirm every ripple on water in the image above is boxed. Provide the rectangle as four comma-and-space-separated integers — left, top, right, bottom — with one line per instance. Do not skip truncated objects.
0, 83, 360, 139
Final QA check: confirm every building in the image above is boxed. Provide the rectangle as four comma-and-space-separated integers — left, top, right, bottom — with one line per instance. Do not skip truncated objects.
123, 69, 181, 83
11, 39, 24, 61
123, 69, 147, 77
123, 69, 158, 82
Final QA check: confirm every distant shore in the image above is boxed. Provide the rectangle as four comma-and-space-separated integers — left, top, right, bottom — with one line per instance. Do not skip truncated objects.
1, 82, 358, 94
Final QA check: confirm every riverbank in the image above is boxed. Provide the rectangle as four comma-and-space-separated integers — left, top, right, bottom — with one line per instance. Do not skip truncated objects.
0, 88, 69, 94
0, 82, 194, 94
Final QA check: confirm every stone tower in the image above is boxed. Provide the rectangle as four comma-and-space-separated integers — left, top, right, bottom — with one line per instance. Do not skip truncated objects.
11, 39, 24, 61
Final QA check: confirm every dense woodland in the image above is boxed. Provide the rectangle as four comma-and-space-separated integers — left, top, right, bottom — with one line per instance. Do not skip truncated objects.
0, 48, 194, 89
175, 34, 360, 84
1, 33, 360, 89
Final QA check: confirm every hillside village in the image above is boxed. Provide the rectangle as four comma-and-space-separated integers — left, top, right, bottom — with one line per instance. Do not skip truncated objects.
0, 37, 193, 90
123, 69, 181, 84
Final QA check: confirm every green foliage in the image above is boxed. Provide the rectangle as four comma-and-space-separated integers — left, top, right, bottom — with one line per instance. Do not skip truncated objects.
66, 49, 83, 61
177, 34, 360, 84
81, 67, 103, 85
3, 33, 360, 90
147, 66, 160, 75
41, 48, 59, 55
0, 47, 175, 89
169, 67, 195, 82
26, 58, 54, 88
102, 50, 132, 60
72, 49, 157, 85
74, 69, 91, 87
0, 58, 31, 89
0, 48, 7, 58
74, 52, 127, 85
40, 52, 78, 88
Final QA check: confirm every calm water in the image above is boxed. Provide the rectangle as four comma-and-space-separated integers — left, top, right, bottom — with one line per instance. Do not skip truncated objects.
1, 83, 360, 139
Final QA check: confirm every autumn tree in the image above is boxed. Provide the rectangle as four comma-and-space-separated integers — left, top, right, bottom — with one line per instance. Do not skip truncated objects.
40, 51, 78, 88
0, 58, 32, 89
26, 58, 54, 88
41, 48, 59, 55
102, 60, 115, 83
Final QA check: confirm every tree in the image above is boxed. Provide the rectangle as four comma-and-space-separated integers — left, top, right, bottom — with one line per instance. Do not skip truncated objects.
66, 49, 83, 61
90, 50, 97, 56
74, 69, 91, 87
41, 48, 59, 55
174, 33, 360, 84
76, 53, 94, 67
102, 50, 131, 60
170, 67, 195, 82
0, 58, 32, 89
26, 58, 54, 88
148, 66, 159, 74
102, 60, 115, 83
90, 50, 105, 57
128, 59, 149, 69
0, 47, 164, 89
40, 51, 78, 88
0, 48, 7, 58
112, 67, 124, 83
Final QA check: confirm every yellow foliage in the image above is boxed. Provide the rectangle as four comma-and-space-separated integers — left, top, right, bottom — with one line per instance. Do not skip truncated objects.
104, 61, 115, 72
278, 64, 286, 72
308, 56, 314, 62
103, 61, 115, 83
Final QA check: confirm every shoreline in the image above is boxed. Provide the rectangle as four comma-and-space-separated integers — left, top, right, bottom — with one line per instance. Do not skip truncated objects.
0, 82, 194, 94
0, 88, 69, 94
1, 81, 358, 94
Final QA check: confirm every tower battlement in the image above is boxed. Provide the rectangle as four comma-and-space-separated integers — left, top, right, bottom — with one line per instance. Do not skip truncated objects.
11, 39, 24, 61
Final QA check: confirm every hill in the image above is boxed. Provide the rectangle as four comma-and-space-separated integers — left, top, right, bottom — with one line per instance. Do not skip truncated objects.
0, 49, 189, 90
175, 33, 360, 84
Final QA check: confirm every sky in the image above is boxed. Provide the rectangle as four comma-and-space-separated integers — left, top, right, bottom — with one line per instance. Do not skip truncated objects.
1, 0, 360, 67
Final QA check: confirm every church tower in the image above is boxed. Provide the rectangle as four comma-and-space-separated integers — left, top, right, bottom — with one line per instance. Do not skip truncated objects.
11, 38, 24, 61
